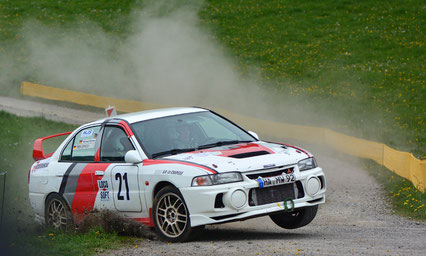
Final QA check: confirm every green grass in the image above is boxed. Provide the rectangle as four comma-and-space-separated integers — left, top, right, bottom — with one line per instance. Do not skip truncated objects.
199, 0, 425, 158
0, 0, 424, 158
0, 0, 136, 38
7, 227, 140, 256
363, 160, 425, 220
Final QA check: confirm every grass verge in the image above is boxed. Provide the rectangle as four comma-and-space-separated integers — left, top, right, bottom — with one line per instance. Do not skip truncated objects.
363, 160, 425, 221
6, 227, 141, 256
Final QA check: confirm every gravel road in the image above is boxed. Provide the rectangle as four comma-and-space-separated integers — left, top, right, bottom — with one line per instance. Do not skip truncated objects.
108, 153, 425, 256
1, 97, 424, 255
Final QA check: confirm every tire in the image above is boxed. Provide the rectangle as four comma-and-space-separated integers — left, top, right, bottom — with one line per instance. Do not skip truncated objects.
45, 193, 74, 230
270, 205, 318, 229
152, 186, 197, 242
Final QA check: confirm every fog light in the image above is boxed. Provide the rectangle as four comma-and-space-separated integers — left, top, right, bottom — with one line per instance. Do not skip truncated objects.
224, 188, 247, 209
306, 177, 321, 196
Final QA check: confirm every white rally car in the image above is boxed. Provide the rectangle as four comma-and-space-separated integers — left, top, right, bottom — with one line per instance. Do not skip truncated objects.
29, 107, 326, 241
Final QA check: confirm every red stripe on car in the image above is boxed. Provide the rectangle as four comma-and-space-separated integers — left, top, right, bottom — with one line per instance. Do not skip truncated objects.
188, 143, 275, 157
71, 163, 110, 221
133, 208, 154, 227
143, 159, 217, 174
118, 121, 134, 137
94, 148, 100, 162
216, 143, 275, 157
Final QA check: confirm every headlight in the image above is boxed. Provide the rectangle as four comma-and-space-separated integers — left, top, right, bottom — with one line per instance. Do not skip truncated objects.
298, 157, 317, 171
192, 172, 243, 186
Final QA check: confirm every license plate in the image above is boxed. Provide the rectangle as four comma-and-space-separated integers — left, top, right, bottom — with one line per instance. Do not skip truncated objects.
257, 174, 296, 188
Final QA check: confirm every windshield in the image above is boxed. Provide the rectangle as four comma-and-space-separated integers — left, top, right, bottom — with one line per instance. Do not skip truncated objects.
131, 111, 256, 158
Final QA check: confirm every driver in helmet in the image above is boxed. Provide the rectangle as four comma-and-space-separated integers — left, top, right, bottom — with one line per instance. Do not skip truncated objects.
175, 121, 197, 149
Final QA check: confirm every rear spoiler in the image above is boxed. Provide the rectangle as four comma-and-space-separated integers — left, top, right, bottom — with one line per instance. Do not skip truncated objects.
33, 132, 72, 161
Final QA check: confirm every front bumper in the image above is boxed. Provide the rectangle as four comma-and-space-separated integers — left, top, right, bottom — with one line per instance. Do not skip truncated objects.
180, 167, 326, 227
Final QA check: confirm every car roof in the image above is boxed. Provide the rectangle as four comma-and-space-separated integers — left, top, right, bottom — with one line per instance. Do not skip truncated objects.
92, 107, 208, 125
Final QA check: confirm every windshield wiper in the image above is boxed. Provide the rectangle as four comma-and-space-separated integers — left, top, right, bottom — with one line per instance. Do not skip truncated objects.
152, 148, 197, 158
197, 140, 253, 150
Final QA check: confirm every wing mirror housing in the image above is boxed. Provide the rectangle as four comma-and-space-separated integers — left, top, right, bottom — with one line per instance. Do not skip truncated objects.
248, 131, 259, 140
125, 150, 143, 164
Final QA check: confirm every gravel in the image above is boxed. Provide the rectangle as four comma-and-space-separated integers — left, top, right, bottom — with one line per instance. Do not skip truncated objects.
107, 153, 425, 256
2, 97, 424, 255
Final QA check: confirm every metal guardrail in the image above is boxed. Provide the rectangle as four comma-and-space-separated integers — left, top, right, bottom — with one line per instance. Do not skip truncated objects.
0, 171, 6, 230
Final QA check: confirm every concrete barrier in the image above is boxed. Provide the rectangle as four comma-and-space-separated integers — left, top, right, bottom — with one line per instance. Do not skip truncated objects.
20, 81, 426, 191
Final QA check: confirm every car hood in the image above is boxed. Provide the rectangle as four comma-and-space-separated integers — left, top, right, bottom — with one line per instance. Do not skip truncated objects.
163, 141, 311, 173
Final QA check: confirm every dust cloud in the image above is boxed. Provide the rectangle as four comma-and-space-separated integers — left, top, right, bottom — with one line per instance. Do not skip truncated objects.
1, 1, 324, 127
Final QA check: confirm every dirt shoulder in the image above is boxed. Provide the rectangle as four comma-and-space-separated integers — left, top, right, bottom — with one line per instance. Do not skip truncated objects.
107, 153, 425, 256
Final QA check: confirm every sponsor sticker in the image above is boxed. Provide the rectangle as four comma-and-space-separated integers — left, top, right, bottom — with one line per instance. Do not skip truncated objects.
32, 160, 50, 172
161, 170, 184, 176
74, 139, 96, 150
35, 162, 49, 169
81, 129, 94, 138
97, 180, 110, 201
100, 191, 110, 201
263, 164, 276, 168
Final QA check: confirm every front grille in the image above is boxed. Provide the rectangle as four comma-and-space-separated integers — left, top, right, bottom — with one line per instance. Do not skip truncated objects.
248, 181, 304, 206
246, 167, 294, 180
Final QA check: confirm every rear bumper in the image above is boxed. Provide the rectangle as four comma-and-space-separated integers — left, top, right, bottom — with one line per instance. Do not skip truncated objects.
180, 167, 326, 227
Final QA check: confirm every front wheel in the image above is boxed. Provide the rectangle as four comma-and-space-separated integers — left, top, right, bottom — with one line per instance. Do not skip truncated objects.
153, 186, 197, 242
270, 205, 318, 229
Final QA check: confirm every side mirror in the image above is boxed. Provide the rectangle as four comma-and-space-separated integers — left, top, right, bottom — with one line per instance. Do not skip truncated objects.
125, 150, 143, 164
248, 131, 259, 140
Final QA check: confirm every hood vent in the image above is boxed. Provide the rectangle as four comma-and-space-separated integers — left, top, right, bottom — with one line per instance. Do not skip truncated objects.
228, 151, 270, 159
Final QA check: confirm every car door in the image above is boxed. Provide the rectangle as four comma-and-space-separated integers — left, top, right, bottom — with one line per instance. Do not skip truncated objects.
100, 125, 143, 212
58, 125, 109, 217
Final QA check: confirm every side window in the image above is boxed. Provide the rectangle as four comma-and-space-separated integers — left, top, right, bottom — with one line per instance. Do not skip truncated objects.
60, 126, 101, 162
101, 126, 135, 162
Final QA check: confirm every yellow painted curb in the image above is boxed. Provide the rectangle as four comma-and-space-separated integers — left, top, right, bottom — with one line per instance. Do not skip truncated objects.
20, 81, 425, 191
20, 81, 167, 112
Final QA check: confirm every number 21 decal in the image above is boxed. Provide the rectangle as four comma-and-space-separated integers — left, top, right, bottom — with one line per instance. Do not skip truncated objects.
115, 172, 130, 200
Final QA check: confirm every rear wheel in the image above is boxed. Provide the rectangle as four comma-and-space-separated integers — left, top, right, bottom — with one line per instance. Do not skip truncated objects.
270, 205, 318, 229
45, 194, 74, 229
153, 186, 198, 242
